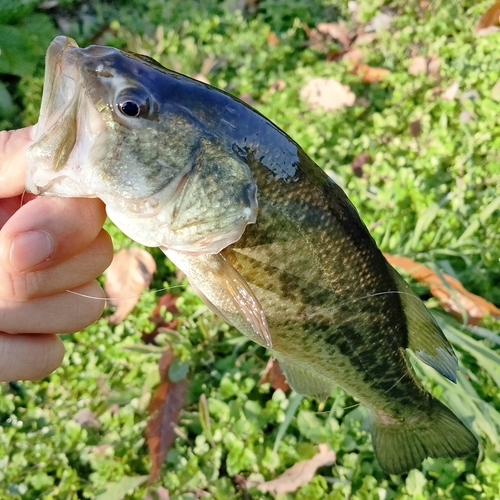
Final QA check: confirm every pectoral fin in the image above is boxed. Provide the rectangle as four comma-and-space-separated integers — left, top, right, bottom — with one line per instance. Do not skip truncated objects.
165, 249, 271, 348
389, 265, 458, 382
278, 359, 334, 400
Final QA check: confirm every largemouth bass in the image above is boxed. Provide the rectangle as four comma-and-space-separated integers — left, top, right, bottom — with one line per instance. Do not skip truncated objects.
26, 36, 477, 474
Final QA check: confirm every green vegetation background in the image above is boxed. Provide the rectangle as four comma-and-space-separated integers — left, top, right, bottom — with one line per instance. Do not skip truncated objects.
0, 0, 499, 498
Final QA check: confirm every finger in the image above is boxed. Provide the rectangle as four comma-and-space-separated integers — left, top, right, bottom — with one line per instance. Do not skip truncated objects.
0, 127, 34, 198
0, 196, 107, 273
0, 280, 105, 334
0, 229, 113, 301
0, 333, 64, 382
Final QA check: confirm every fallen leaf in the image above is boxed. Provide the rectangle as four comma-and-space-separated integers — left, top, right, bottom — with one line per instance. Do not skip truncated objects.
351, 152, 370, 177
354, 64, 391, 83
492, 79, 500, 101
385, 254, 500, 325
142, 293, 179, 344
147, 350, 188, 482
269, 79, 286, 93
342, 48, 364, 65
427, 54, 440, 79
300, 77, 356, 112
409, 120, 422, 138
460, 110, 474, 123
476, 1, 500, 31
105, 248, 157, 324
408, 54, 440, 79
193, 73, 210, 84
365, 11, 394, 33
408, 55, 428, 75
239, 92, 259, 107
156, 487, 170, 500
267, 32, 279, 46
91, 444, 113, 457
317, 21, 351, 48
73, 408, 101, 428
258, 358, 290, 392
257, 444, 336, 494
145, 487, 170, 500
441, 81, 460, 101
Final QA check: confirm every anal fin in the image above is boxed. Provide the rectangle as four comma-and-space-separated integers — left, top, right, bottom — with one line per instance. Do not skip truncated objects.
388, 265, 458, 382
278, 359, 334, 400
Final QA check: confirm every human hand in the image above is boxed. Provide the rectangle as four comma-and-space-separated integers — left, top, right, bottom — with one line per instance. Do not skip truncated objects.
0, 127, 113, 381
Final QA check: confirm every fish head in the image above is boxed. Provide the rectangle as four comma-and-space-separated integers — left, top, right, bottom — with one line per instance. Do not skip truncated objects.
27, 36, 258, 253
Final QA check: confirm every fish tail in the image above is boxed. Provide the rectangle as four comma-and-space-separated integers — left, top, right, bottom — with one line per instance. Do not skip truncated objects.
371, 398, 477, 474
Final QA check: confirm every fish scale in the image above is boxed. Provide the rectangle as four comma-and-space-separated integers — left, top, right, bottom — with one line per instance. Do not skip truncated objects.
26, 35, 478, 474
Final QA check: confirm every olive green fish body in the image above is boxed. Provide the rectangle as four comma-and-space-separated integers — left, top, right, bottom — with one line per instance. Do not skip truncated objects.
26, 36, 478, 474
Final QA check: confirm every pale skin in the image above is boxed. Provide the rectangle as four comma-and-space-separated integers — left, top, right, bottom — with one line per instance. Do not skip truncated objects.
0, 127, 114, 381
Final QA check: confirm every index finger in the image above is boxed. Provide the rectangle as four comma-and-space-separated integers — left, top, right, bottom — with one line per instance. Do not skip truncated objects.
0, 127, 34, 198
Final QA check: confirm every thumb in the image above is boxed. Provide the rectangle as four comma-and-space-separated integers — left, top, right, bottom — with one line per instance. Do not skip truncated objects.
0, 127, 34, 198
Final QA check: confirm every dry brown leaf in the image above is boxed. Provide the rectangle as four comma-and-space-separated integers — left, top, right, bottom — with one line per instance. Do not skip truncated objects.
491, 79, 500, 101
408, 55, 440, 79
408, 55, 428, 75
239, 92, 259, 107
427, 54, 440, 79
300, 77, 356, 112
269, 79, 286, 93
354, 64, 391, 83
476, 1, 500, 30
147, 350, 188, 482
342, 48, 364, 65
385, 254, 500, 325
258, 358, 290, 392
317, 21, 351, 48
409, 119, 422, 138
351, 152, 370, 177
267, 32, 279, 46
257, 444, 336, 494
105, 248, 157, 324
193, 74, 210, 85
441, 81, 460, 101
142, 293, 179, 344
73, 408, 101, 428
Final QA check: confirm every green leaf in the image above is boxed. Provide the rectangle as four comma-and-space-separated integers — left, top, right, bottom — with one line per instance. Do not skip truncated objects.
273, 392, 303, 455
96, 475, 149, 500
458, 196, 500, 243
168, 357, 189, 382
406, 469, 427, 495
0, 14, 56, 77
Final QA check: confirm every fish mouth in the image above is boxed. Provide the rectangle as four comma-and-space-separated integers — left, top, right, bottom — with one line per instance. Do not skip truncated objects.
36, 36, 80, 139
26, 36, 82, 194
26, 36, 108, 196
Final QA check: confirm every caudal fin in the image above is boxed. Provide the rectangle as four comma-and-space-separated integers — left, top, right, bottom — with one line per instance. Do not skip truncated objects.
371, 398, 478, 474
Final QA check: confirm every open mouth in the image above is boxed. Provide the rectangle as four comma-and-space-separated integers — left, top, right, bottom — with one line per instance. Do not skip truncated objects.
34, 37, 81, 146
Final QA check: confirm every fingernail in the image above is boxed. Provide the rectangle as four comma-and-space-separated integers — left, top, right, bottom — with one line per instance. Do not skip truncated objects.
10, 230, 55, 272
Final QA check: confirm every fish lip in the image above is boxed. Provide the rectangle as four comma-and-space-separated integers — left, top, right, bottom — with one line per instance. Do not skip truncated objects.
33, 36, 80, 144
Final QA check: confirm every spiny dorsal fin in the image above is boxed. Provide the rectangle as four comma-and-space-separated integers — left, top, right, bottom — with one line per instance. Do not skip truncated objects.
278, 359, 334, 400
388, 265, 458, 382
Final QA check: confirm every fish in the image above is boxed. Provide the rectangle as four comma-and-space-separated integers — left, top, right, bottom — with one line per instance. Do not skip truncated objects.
26, 36, 478, 474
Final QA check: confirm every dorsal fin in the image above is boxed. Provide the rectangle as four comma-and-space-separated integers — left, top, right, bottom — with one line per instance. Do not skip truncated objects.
388, 264, 458, 382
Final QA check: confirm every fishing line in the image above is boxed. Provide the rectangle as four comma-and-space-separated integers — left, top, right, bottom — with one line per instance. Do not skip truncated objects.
65, 284, 189, 301
324, 289, 422, 314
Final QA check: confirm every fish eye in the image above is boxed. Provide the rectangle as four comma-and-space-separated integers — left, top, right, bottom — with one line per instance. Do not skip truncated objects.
119, 100, 141, 117
116, 89, 150, 118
